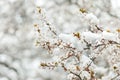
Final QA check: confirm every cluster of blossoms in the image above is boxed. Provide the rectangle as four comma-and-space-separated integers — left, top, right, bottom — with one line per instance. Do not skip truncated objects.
34, 6, 120, 80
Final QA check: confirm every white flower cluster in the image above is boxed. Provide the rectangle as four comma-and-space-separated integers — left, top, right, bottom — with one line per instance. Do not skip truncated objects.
34, 2, 120, 80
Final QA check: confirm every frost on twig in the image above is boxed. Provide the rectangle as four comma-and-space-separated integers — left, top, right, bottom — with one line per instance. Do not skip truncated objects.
34, 7, 120, 80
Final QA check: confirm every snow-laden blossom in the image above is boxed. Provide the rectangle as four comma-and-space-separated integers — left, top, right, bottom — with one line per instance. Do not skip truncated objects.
34, 5, 120, 80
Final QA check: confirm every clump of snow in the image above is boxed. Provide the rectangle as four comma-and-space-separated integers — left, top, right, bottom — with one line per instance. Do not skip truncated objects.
85, 13, 99, 25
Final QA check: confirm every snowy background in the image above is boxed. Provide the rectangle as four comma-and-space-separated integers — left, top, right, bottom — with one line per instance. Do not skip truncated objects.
0, 0, 120, 80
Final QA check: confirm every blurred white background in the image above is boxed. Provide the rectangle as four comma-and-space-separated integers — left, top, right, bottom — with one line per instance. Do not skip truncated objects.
0, 0, 120, 80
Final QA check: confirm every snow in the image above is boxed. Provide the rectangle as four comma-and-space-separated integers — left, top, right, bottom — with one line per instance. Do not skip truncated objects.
1, 0, 120, 80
